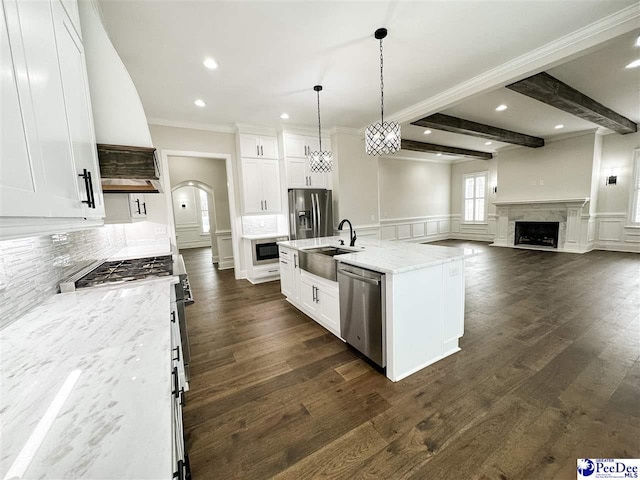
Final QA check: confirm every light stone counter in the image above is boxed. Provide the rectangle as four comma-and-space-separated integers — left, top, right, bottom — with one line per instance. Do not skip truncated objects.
0, 277, 177, 479
278, 236, 476, 274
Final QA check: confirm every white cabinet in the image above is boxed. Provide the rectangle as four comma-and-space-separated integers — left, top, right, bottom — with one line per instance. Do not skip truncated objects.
104, 193, 147, 224
299, 270, 340, 336
239, 134, 278, 159
283, 133, 331, 188
279, 247, 300, 302
52, 0, 103, 218
241, 158, 281, 214
0, 0, 103, 226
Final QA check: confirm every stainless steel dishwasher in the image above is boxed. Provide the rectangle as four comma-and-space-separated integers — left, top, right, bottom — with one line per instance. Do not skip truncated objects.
337, 263, 385, 367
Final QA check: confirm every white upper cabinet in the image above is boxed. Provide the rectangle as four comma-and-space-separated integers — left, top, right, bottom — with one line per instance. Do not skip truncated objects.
283, 133, 331, 189
241, 158, 281, 214
52, 0, 103, 218
238, 132, 282, 214
239, 134, 278, 159
0, 0, 104, 227
0, 2, 48, 217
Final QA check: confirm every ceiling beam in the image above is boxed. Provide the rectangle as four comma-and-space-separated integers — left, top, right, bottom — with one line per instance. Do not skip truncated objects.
411, 113, 545, 148
506, 72, 637, 135
401, 139, 493, 160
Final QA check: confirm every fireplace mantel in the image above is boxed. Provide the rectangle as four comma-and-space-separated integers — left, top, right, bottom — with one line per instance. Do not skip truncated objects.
493, 198, 589, 208
491, 197, 594, 253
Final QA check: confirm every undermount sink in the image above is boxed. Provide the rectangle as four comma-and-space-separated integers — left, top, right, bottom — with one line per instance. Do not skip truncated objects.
298, 246, 360, 281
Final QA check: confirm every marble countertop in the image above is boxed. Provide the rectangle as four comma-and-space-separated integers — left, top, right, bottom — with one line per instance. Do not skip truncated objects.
0, 277, 177, 479
278, 236, 477, 274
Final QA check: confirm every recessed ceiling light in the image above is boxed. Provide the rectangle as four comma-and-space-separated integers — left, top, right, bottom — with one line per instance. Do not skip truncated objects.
485, 141, 493, 145
423, 129, 432, 135
635, 35, 640, 47
280, 113, 289, 120
554, 124, 564, 129
203, 58, 218, 70
436, 153, 442, 156
194, 99, 206, 107
625, 59, 640, 69
495, 104, 508, 112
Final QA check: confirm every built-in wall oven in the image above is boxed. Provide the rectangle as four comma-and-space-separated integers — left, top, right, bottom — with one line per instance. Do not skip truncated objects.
251, 237, 288, 265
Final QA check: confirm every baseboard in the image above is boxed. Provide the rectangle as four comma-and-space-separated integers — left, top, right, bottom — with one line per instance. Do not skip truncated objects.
594, 244, 640, 253
217, 259, 234, 270
449, 234, 494, 242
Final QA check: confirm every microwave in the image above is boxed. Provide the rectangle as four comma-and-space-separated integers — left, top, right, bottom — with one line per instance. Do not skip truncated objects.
251, 237, 288, 266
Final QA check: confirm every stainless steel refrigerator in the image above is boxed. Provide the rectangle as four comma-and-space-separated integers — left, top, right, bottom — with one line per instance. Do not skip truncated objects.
288, 189, 333, 239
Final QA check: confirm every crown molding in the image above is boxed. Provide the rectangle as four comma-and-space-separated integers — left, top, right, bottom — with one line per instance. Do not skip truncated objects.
385, 4, 640, 127
147, 118, 235, 134
234, 123, 278, 136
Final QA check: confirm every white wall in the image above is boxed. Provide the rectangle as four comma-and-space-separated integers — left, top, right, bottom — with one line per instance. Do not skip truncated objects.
172, 186, 213, 250
496, 133, 597, 202
331, 132, 379, 228
168, 156, 230, 231
379, 158, 451, 219
596, 131, 640, 213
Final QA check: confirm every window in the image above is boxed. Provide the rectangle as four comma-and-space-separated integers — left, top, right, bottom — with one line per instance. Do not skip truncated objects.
463, 172, 487, 223
199, 189, 210, 234
631, 149, 640, 224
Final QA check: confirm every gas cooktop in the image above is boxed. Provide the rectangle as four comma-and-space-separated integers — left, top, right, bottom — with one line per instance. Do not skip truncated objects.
75, 255, 174, 289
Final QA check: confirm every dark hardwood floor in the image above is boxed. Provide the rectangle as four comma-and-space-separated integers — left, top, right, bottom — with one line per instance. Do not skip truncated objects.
180, 242, 640, 479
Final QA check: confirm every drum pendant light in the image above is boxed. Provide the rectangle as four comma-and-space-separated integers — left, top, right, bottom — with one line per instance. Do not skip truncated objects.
308, 85, 333, 173
365, 28, 401, 155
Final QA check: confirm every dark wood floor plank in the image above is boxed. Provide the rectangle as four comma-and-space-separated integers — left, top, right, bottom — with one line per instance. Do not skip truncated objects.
179, 242, 640, 479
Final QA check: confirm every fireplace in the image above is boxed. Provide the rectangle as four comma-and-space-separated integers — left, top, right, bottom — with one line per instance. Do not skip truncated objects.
515, 221, 559, 248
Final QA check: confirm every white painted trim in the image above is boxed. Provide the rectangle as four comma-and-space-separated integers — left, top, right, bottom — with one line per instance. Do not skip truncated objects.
159, 149, 240, 276
147, 118, 235, 133
493, 198, 590, 207
0, 217, 105, 240
385, 5, 639, 126
234, 123, 278, 136
380, 154, 453, 165
390, 348, 461, 383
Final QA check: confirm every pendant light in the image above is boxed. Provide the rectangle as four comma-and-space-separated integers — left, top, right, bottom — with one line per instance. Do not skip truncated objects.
365, 28, 401, 155
308, 85, 333, 173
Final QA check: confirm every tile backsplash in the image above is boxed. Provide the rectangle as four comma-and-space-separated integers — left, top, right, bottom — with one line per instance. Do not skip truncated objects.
0, 225, 126, 329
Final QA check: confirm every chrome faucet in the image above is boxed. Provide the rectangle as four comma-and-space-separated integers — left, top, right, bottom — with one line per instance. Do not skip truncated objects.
338, 218, 357, 247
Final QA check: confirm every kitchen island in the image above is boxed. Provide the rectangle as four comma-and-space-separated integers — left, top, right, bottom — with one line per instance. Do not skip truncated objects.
278, 237, 475, 382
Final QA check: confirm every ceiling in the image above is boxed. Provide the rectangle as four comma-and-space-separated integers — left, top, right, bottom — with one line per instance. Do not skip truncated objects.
98, 0, 637, 144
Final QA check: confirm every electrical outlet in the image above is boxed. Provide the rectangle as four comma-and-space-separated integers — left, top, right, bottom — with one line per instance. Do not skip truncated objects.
153, 226, 166, 235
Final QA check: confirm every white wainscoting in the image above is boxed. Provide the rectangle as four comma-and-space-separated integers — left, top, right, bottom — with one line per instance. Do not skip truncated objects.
176, 224, 211, 249
594, 213, 640, 253
379, 215, 451, 243
449, 214, 497, 242
216, 230, 235, 269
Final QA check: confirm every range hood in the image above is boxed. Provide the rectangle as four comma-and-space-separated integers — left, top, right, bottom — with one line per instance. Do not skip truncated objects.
97, 144, 162, 194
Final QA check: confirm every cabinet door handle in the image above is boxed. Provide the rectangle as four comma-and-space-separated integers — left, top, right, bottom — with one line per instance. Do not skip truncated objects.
78, 169, 96, 209
171, 311, 176, 323
179, 387, 186, 407
293, 254, 298, 269
315, 286, 319, 303
142, 202, 147, 215
280, 260, 288, 265
260, 200, 264, 210
260, 145, 264, 156
257, 145, 260, 156
264, 200, 267, 210
172, 366, 179, 398
173, 346, 180, 362
135, 198, 142, 215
